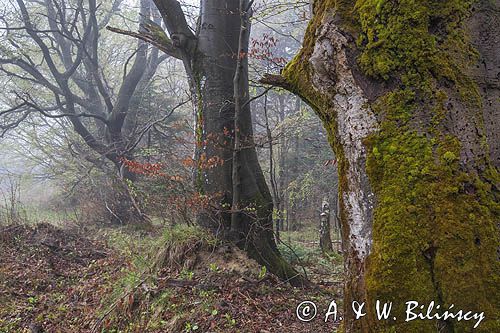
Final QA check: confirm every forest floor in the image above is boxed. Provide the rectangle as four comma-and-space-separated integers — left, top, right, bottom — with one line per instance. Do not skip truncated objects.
0, 222, 344, 333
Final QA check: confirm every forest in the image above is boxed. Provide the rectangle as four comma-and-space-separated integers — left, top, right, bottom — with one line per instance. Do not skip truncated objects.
0, 0, 498, 332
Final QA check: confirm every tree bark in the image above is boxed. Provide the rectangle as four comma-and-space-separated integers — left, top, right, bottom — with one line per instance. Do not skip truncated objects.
230, 0, 248, 240
276, 94, 287, 232
148, 0, 303, 285
196, 0, 302, 285
319, 197, 333, 253
263, 93, 281, 242
262, 0, 499, 331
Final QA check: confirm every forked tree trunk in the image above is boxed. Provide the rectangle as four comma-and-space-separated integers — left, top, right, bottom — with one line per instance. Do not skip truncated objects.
195, 0, 301, 285
146, 0, 302, 285
7, 0, 158, 226
263, 0, 499, 331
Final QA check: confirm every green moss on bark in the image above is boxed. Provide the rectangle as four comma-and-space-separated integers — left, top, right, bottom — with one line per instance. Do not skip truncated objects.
279, 0, 336, 110
356, 0, 476, 84
364, 105, 500, 331
357, 1, 500, 330
280, 0, 499, 330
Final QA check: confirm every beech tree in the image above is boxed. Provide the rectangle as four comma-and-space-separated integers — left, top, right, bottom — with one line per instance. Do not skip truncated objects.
112, 0, 301, 284
0, 0, 169, 224
262, 0, 499, 331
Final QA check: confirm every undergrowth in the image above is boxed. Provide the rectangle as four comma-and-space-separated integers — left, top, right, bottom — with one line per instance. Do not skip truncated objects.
95, 224, 220, 332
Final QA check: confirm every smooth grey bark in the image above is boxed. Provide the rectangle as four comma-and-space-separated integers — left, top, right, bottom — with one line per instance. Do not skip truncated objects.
114, 0, 303, 284
196, 0, 302, 284
319, 197, 333, 253
230, 0, 247, 239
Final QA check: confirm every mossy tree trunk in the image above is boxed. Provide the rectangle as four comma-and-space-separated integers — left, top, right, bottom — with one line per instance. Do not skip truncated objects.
262, 0, 499, 331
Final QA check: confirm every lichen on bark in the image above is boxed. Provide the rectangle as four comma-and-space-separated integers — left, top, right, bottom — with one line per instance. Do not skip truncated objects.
273, 0, 500, 331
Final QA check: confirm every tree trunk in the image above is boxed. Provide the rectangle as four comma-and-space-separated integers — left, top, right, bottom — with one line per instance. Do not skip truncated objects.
262, 0, 499, 331
263, 93, 281, 243
332, 195, 342, 252
277, 94, 288, 232
148, 0, 302, 285
319, 197, 333, 253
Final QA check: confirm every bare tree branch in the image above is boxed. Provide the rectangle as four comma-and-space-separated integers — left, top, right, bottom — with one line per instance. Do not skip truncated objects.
106, 26, 182, 59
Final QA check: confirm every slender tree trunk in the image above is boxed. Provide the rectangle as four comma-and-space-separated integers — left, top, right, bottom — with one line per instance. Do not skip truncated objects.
263, 0, 499, 331
230, 0, 246, 240
286, 97, 302, 232
319, 197, 333, 253
288, 130, 300, 231
263, 93, 280, 242
277, 94, 287, 232
332, 195, 342, 252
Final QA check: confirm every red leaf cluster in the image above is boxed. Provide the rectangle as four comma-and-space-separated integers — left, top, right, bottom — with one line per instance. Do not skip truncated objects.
121, 158, 166, 177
